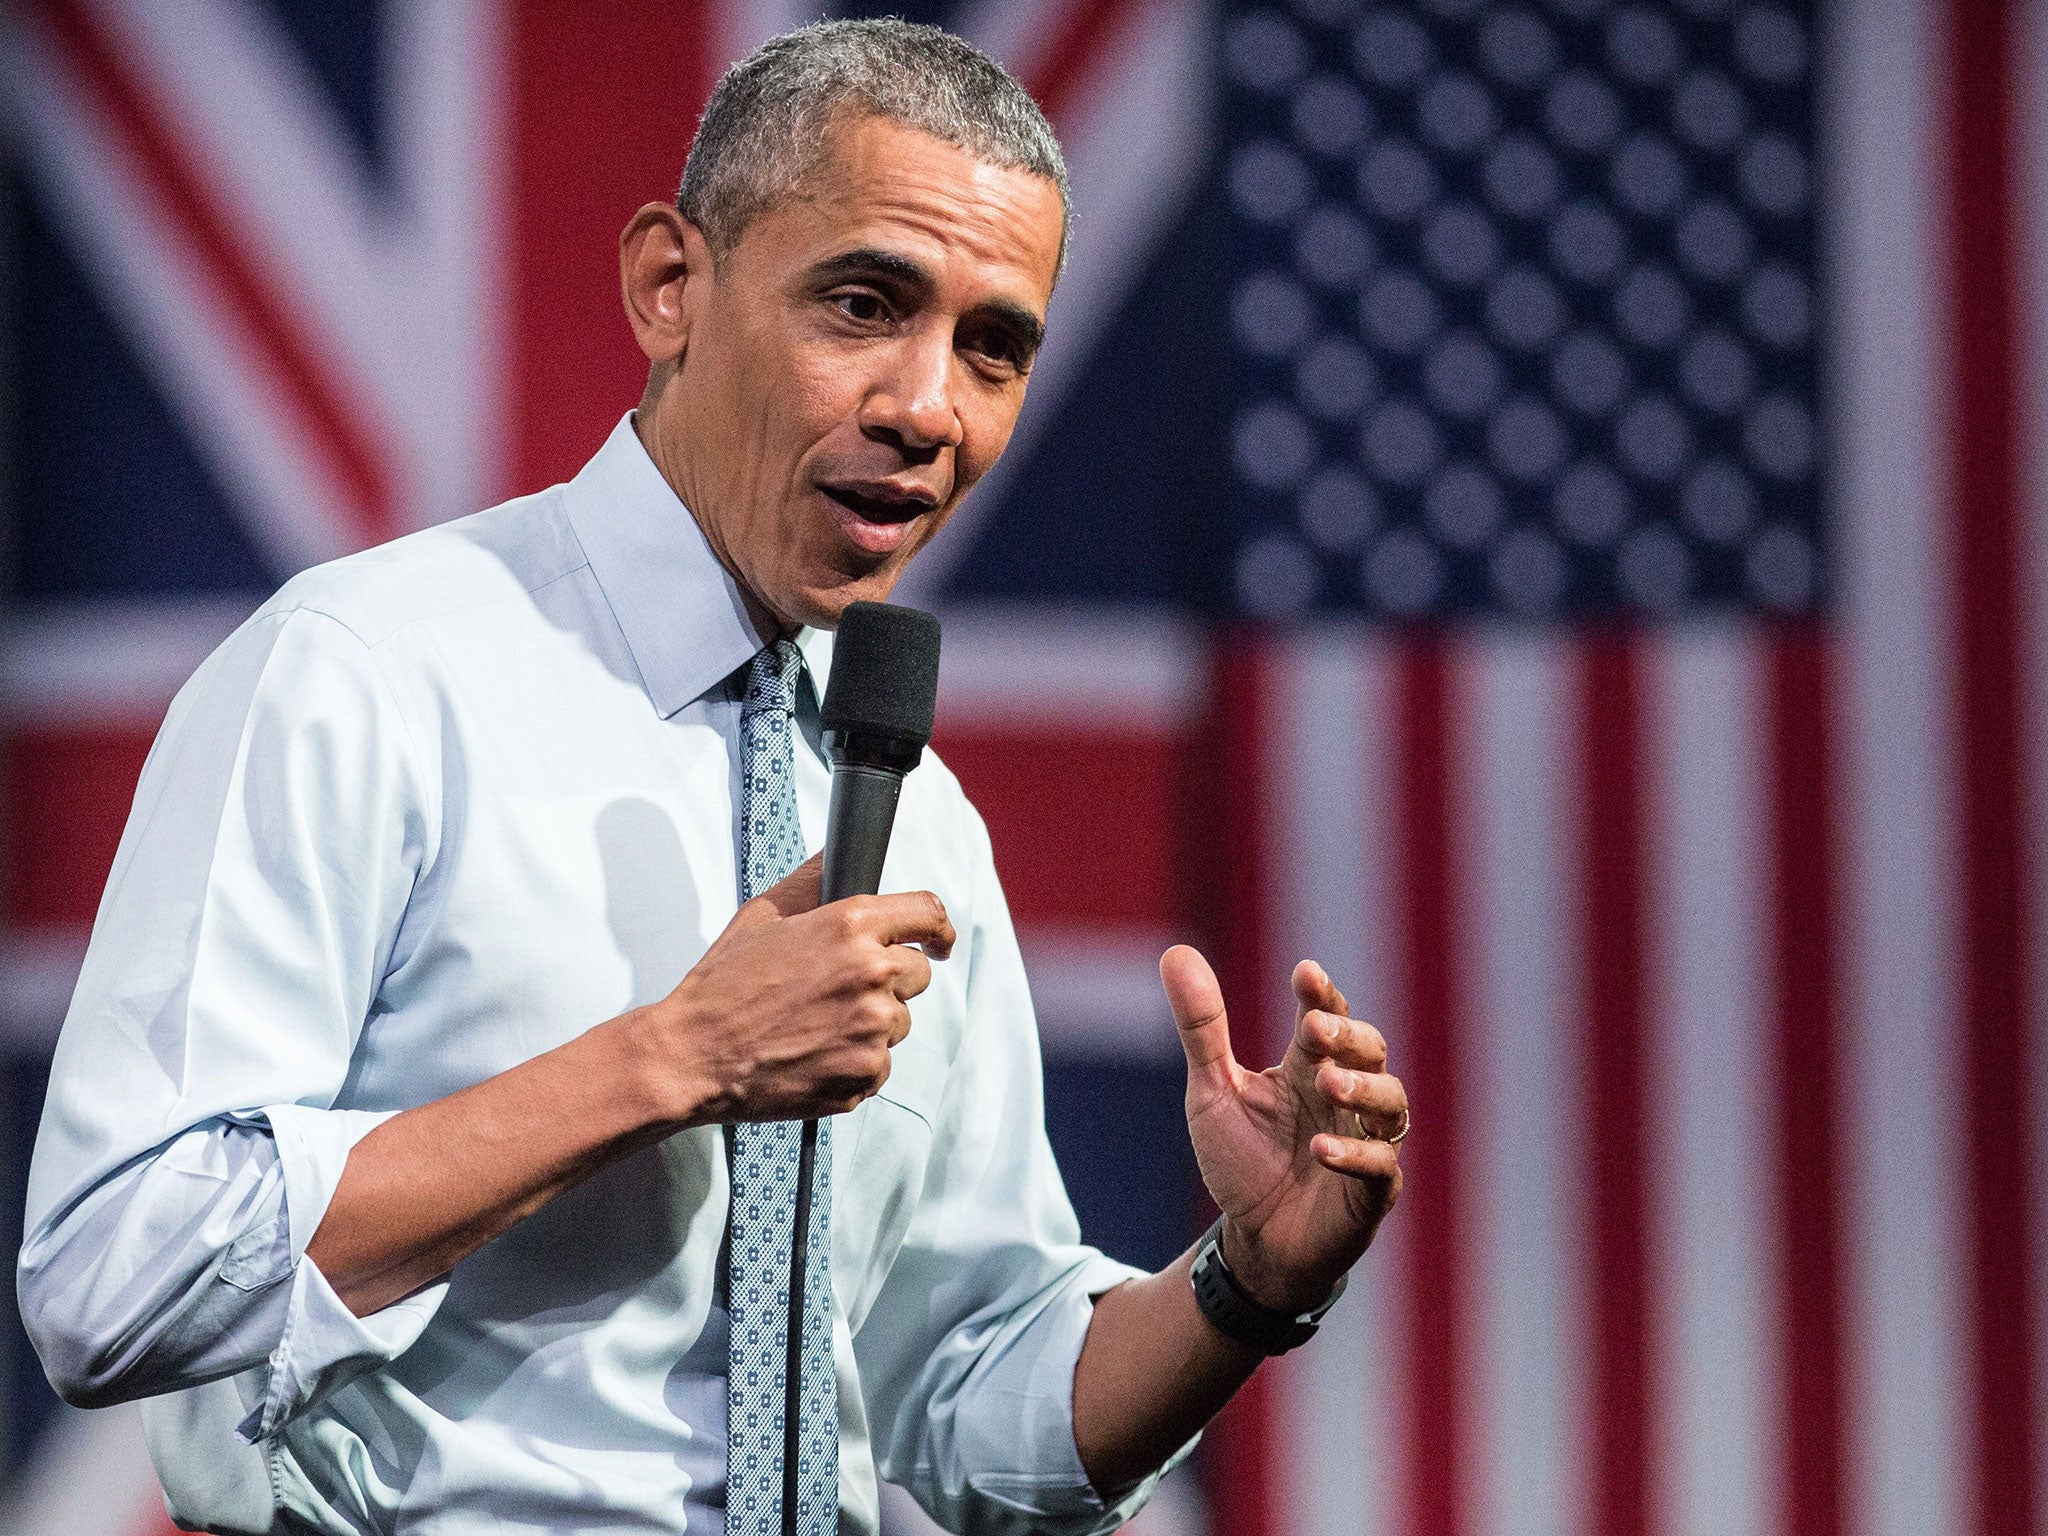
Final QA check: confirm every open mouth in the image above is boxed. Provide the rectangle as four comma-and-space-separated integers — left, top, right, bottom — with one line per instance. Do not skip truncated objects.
818, 483, 937, 556
819, 484, 932, 525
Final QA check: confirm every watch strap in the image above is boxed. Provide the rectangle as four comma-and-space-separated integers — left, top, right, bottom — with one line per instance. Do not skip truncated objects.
1188, 1216, 1347, 1356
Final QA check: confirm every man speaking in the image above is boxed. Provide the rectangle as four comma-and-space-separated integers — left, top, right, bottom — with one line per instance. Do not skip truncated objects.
19, 19, 1407, 1535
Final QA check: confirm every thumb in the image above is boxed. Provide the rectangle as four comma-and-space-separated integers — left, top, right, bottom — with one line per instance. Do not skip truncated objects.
1161, 944, 1236, 1088
732, 851, 824, 928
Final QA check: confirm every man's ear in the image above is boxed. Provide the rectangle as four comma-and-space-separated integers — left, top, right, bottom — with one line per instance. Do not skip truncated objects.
620, 203, 712, 365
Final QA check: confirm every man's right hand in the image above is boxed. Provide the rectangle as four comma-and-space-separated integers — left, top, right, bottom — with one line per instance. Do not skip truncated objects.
636, 853, 956, 1125
310, 853, 952, 1315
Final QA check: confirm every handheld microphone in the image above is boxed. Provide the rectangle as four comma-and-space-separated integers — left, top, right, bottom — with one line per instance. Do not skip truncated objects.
818, 601, 942, 903
780, 599, 940, 1535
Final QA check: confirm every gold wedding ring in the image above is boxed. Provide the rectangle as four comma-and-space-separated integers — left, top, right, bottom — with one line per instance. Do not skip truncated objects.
1351, 1107, 1412, 1145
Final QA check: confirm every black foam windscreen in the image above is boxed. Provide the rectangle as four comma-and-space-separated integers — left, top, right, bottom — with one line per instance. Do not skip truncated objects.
820, 601, 942, 748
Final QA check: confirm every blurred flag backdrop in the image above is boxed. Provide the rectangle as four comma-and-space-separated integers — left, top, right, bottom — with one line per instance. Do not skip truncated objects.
1, 3, 2044, 1536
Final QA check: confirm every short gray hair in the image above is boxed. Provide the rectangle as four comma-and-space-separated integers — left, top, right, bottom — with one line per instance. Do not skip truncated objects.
677, 19, 1071, 274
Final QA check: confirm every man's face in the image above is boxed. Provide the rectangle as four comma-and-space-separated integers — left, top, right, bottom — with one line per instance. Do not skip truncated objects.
637, 115, 1065, 631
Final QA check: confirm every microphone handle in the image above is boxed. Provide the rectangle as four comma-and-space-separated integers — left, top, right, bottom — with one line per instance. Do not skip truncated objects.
820, 764, 906, 904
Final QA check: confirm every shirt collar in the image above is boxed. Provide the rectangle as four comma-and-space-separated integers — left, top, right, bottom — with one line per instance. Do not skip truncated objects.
563, 414, 835, 717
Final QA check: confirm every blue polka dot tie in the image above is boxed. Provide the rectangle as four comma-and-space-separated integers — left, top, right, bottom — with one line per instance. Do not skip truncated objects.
728, 639, 837, 1536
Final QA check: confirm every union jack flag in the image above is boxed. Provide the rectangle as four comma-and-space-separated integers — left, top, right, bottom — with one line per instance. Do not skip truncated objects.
1, 3, 2044, 1536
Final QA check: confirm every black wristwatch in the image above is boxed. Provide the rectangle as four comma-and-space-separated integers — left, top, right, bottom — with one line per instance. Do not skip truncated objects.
1189, 1216, 1347, 1355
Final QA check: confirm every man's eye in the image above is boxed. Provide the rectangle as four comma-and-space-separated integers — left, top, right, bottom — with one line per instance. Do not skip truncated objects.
965, 334, 1028, 375
834, 292, 888, 323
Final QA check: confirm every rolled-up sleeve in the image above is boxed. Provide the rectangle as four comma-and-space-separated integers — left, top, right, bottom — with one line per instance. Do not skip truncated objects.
17, 603, 442, 1436
852, 806, 1197, 1536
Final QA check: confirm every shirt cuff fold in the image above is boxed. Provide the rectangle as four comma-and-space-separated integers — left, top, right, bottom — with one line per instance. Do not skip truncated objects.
230, 1104, 448, 1443
955, 1253, 1202, 1536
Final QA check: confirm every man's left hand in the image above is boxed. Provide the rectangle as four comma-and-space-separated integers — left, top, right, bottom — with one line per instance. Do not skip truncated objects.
1162, 945, 1404, 1315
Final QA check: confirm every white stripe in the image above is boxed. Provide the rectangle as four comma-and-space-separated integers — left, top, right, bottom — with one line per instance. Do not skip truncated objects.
936, 605, 1202, 728
0, 7, 357, 572
1645, 623, 1781, 1536
1828, 0, 1973, 1527
896, 0, 1209, 606
1019, 927, 1180, 1061
90, 0, 500, 531
1461, 631, 1587, 1536
2, 598, 253, 716
1270, 626, 1397, 1536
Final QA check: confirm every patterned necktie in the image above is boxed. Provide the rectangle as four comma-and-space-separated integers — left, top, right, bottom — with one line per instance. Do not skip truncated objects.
728, 639, 837, 1536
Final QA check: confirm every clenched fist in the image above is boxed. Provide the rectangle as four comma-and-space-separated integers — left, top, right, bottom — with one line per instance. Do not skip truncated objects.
636, 853, 956, 1125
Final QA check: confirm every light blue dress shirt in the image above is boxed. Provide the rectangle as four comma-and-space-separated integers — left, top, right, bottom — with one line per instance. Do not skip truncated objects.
19, 416, 1188, 1535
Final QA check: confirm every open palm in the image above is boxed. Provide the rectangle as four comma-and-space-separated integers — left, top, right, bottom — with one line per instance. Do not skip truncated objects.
1162, 944, 1405, 1311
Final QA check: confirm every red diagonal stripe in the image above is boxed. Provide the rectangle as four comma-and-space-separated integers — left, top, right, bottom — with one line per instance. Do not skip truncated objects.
34, 0, 396, 548
1018, 0, 1150, 130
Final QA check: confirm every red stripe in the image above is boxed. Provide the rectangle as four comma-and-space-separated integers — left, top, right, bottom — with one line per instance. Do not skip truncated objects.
1016, 0, 1150, 130
509, 3, 713, 497
3, 723, 159, 928
1578, 632, 1653, 1536
935, 725, 1180, 930
1199, 634, 1278, 1536
33, 0, 396, 548
1942, 1, 2040, 1531
1765, 625, 1846, 1536
1394, 635, 1469, 1536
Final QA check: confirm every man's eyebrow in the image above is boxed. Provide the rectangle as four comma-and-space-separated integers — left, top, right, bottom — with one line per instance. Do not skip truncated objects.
980, 298, 1045, 356
806, 248, 934, 291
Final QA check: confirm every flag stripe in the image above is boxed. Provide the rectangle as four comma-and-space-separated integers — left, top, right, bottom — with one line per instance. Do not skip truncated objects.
1203, 635, 1278, 1536
507, 1, 712, 497
1393, 637, 1470, 1536
1648, 624, 1779, 1536
1765, 625, 1848, 1536
1579, 634, 1656, 1536
1467, 634, 1581, 1536
3, 727, 156, 929
1830, 0, 1973, 1527
1943, 2, 2042, 1532
1271, 628, 1395, 1536
932, 730, 1182, 931
31, 0, 396, 545
1013, 0, 1148, 130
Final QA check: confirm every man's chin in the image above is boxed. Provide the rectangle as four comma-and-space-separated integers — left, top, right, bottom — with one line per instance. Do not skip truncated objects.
775, 567, 908, 632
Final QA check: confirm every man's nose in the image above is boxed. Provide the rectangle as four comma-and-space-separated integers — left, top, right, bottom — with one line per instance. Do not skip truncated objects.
859, 335, 964, 457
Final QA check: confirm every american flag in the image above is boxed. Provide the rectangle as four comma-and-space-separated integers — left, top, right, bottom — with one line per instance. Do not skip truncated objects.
0, 3, 2041, 1536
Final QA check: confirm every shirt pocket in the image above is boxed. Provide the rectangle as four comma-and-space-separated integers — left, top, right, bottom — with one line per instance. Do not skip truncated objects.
219, 1203, 293, 1293
835, 1030, 947, 1331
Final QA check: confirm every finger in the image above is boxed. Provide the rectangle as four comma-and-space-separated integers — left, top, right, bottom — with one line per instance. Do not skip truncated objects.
842, 891, 956, 959
1292, 958, 1349, 1021
887, 942, 935, 1002
1310, 1132, 1401, 1179
1160, 944, 1237, 1087
1315, 1063, 1407, 1131
886, 998, 913, 1048
1294, 1008, 1388, 1072
736, 851, 824, 926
